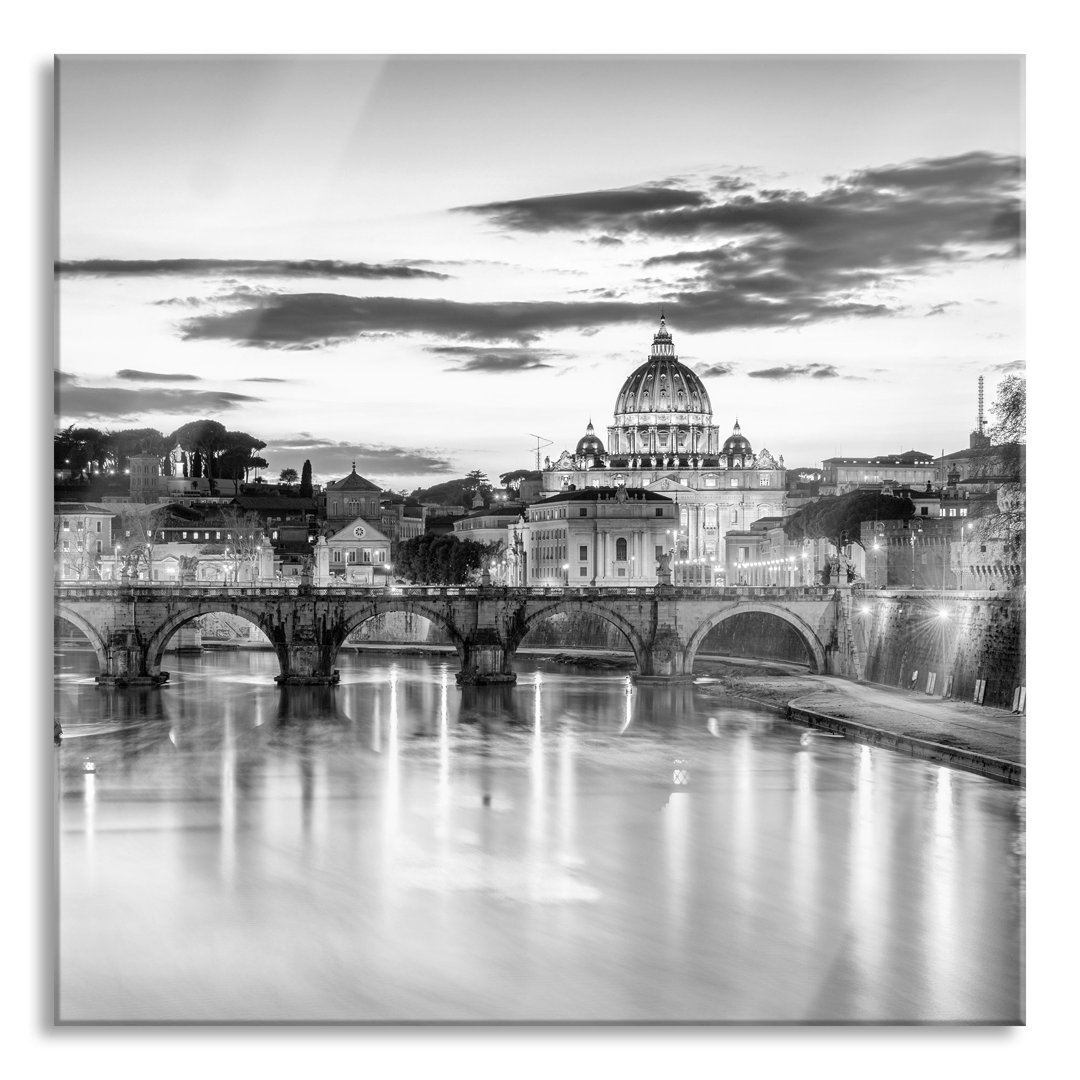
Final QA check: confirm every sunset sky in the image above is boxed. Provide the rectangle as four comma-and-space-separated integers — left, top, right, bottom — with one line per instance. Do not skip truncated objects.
55, 55, 1024, 489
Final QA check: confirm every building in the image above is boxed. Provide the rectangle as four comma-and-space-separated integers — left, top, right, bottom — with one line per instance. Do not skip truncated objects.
323, 464, 382, 526
541, 317, 789, 567
820, 450, 939, 495
452, 504, 526, 548
54, 503, 115, 581
522, 485, 677, 586
323, 515, 392, 584
379, 494, 427, 557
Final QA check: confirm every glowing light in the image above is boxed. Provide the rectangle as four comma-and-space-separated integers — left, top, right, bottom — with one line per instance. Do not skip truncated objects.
936, 608, 951, 619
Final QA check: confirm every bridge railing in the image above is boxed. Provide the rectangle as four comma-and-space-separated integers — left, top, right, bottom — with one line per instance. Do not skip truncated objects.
54, 582, 842, 602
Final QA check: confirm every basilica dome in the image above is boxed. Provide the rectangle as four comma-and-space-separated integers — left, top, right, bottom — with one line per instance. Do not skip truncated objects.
613, 316, 712, 421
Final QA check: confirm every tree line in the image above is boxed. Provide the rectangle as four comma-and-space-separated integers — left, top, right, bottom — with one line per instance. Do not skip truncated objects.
55, 420, 314, 495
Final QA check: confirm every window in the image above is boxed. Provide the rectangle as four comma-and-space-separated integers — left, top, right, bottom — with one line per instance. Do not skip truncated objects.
959, 508, 968, 517
729, 478, 739, 488
216, 531, 221, 540
347, 549, 357, 564
579, 567, 588, 577
376, 550, 385, 563
920, 507, 929, 516
704, 475, 717, 488
616, 538, 628, 561
182, 531, 187, 540
363, 549, 371, 563
680, 478, 688, 486
62, 540, 69, 551
655, 545, 663, 559
333, 550, 342, 563
947, 508, 957, 517
579, 507, 588, 517
579, 545, 588, 561
656, 508, 664, 517
96, 521, 101, 533
617, 567, 626, 577
96, 541, 102, 553
759, 475, 771, 487
730, 509, 738, 524
63, 519, 69, 530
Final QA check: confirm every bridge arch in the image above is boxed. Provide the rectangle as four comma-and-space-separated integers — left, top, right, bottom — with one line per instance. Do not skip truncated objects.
54, 604, 110, 674
335, 600, 467, 665
144, 601, 288, 677
512, 600, 650, 672
684, 602, 828, 674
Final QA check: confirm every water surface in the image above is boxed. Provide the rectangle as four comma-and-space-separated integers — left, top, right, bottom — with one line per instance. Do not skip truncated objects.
55, 648, 1024, 1023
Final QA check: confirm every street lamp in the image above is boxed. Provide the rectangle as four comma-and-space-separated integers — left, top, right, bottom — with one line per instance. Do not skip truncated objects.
910, 524, 923, 589
562, 562, 569, 586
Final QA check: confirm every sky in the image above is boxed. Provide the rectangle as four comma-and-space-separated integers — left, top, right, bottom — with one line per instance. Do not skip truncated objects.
54, 55, 1024, 490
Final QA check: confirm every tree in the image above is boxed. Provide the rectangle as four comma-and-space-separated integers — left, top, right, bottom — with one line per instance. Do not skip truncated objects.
171, 419, 228, 495
396, 534, 493, 585
279, 467, 299, 488
499, 469, 541, 492
114, 506, 167, 581
783, 491, 916, 554
214, 508, 268, 582
299, 460, 313, 498
990, 374, 1025, 446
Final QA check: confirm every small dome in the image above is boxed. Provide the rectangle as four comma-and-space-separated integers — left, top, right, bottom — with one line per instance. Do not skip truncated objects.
576, 419, 605, 457
722, 419, 752, 459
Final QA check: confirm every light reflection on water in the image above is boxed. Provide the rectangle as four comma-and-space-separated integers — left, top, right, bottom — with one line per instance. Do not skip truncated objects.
55, 648, 1023, 1023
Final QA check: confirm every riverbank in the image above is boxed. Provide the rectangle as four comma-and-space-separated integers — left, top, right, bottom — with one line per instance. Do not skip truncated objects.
693, 657, 1024, 786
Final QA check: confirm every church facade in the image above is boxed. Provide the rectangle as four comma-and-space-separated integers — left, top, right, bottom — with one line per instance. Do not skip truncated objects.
541, 317, 789, 572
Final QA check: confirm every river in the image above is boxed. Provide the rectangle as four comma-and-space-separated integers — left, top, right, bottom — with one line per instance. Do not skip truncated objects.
54, 647, 1023, 1023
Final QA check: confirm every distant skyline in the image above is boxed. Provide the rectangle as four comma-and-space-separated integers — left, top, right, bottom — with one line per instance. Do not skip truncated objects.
55, 55, 1024, 489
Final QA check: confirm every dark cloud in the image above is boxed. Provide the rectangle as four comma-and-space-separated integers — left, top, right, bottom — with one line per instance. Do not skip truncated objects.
592, 235, 625, 246
926, 302, 960, 317
165, 152, 1022, 351
694, 362, 737, 377
264, 435, 454, 478
56, 258, 450, 281
427, 345, 564, 374
179, 294, 649, 347
55, 370, 76, 385
455, 185, 709, 232
56, 386, 262, 421
991, 359, 1025, 374
748, 364, 841, 380
116, 369, 202, 382
241, 377, 289, 383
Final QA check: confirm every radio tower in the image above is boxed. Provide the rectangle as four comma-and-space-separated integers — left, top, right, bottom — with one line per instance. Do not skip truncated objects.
970, 375, 991, 448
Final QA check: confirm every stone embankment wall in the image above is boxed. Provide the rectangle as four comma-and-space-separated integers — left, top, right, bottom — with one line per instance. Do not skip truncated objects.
858, 590, 1025, 708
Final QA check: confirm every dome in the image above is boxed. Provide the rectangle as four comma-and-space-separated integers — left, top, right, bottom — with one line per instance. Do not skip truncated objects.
575, 420, 605, 457
613, 316, 712, 419
722, 419, 753, 461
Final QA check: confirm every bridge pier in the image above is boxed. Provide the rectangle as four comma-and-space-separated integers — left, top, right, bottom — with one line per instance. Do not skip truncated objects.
456, 629, 516, 685
636, 628, 693, 681
95, 628, 168, 687
274, 629, 340, 686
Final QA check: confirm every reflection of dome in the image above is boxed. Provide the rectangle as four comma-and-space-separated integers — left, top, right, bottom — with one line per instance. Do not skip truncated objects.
722, 419, 753, 465
613, 315, 712, 420
576, 419, 605, 457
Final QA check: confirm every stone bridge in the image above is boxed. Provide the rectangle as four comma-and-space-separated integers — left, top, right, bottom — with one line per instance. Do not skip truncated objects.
54, 583, 859, 686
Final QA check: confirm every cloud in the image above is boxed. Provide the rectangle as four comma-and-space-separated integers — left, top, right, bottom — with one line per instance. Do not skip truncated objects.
925, 302, 960, 317
55, 370, 76, 385
241, 377, 289, 383
454, 184, 709, 232
264, 435, 454, 478
56, 258, 450, 281
427, 345, 565, 373
991, 359, 1025, 374
56, 386, 263, 421
748, 363, 841, 380
694, 362, 737, 377
116, 369, 202, 382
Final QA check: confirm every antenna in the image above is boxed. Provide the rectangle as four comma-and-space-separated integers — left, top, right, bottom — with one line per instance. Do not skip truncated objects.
529, 433, 553, 473
977, 375, 985, 435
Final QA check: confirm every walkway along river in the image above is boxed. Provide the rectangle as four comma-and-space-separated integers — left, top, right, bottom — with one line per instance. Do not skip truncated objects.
54, 647, 1024, 1024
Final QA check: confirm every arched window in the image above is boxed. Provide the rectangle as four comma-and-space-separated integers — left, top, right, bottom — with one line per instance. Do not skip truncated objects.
616, 538, 628, 561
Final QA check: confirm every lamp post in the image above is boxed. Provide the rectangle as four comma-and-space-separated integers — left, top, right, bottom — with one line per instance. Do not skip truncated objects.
562, 562, 569, 587
910, 524, 923, 589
